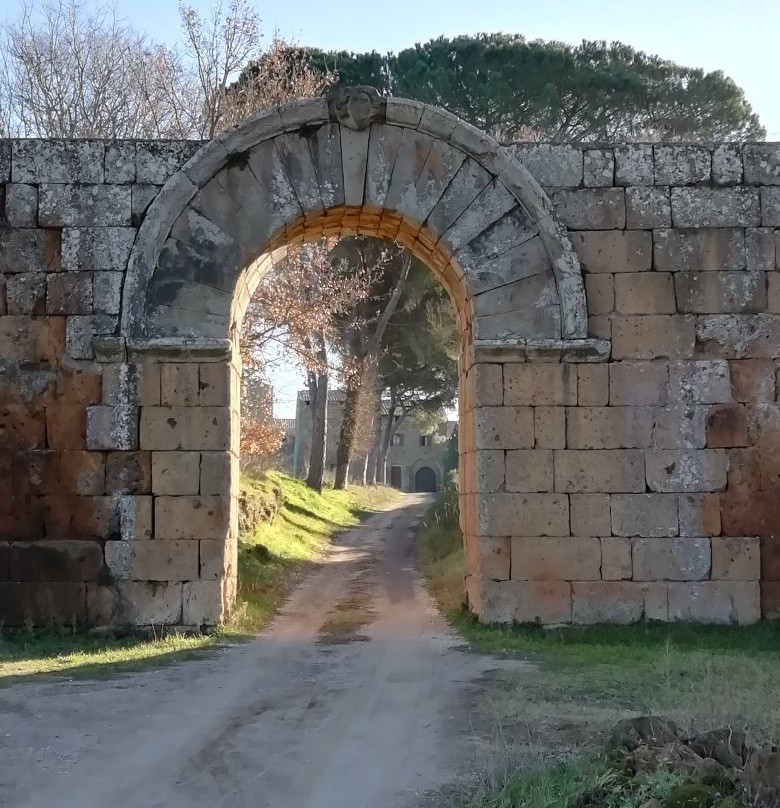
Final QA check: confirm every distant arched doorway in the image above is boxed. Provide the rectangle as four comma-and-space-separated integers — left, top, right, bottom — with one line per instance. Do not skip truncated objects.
414, 467, 438, 493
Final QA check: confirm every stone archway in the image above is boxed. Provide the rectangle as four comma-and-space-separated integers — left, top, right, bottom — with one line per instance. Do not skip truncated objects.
99, 88, 604, 627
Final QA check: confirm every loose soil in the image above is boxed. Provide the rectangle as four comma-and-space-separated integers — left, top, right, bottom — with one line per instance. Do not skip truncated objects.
0, 495, 523, 808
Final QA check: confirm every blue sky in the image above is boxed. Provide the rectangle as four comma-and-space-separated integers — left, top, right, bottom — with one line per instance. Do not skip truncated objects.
6, 0, 779, 416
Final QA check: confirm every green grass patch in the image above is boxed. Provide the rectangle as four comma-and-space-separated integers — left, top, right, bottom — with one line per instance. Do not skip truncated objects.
0, 473, 401, 683
416, 488, 780, 804
228, 471, 401, 634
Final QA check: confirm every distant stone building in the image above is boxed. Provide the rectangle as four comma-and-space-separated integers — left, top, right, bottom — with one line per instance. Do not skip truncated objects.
293, 390, 455, 491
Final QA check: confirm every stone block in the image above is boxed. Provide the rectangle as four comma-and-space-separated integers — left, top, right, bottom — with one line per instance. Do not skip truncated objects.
93, 272, 123, 314
667, 581, 759, 624
160, 363, 200, 406
566, 407, 654, 449
763, 188, 780, 226
503, 364, 577, 405
199, 539, 233, 580
585, 273, 614, 315
569, 230, 651, 273
601, 537, 632, 580
0, 582, 87, 627
136, 141, 199, 184
614, 272, 676, 314
706, 404, 748, 448
105, 142, 136, 182
674, 271, 766, 314
56, 367, 102, 405
615, 144, 653, 185
198, 362, 232, 406
554, 449, 645, 493
570, 493, 610, 536
645, 449, 728, 492
696, 314, 780, 359
13, 140, 104, 183
132, 184, 161, 223
743, 144, 780, 185
730, 360, 776, 403
577, 365, 609, 407
105, 451, 151, 494
583, 148, 614, 187
480, 579, 572, 624
610, 361, 669, 406
5, 184, 38, 227
183, 580, 227, 626
550, 188, 626, 230
480, 493, 569, 537
200, 451, 233, 496
106, 540, 198, 581
612, 315, 695, 360
534, 407, 566, 449
511, 144, 582, 187
654, 145, 711, 185
46, 272, 93, 314
572, 582, 647, 624
711, 536, 760, 581
633, 536, 710, 581
151, 451, 201, 496
6, 273, 47, 315
66, 314, 117, 360
471, 364, 502, 406
46, 402, 86, 449
652, 405, 707, 450
140, 406, 231, 451
712, 145, 743, 185
589, 314, 611, 340
626, 187, 671, 228
8, 540, 103, 582
155, 495, 230, 540
505, 449, 553, 492
475, 406, 534, 450
769, 274, 780, 313
668, 359, 732, 404
0, 228, 61, 274
39, 184, 132, 227
678, 494, 721, 537
86, 404, 138, 450
86, 583, 118, 625
511, 536, 601, 580
116, 495, 153, 541
0, 404, 46, 449
611, 493, 678, 538
654, 227, 745, 272
59, 450, 106, 495
115, 581, 182, 625
746, 228, 776, 271
671, 187, 760, 228
61, 227, 136, 272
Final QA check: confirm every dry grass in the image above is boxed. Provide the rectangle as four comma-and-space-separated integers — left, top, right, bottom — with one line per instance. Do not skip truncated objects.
416, 490, 780, 806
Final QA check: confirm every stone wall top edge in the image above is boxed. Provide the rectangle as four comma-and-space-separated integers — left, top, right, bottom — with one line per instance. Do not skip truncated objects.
0, 137, 206, 146
501, 141, 778, 149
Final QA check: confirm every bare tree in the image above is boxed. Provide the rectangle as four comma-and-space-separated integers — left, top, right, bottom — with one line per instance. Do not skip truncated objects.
177, 0, 262, 138
0, 0, 193, 137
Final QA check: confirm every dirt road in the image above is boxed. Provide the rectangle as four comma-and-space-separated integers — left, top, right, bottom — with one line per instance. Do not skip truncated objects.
0, 495, 513, 808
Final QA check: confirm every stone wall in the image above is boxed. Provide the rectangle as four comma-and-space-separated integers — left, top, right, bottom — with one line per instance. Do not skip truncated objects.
462, 142, 780, 625
1, 119, 779, 628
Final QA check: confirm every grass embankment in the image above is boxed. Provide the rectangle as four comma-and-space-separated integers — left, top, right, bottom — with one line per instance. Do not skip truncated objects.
416, 484, 780, 807
0, 473, 400, 682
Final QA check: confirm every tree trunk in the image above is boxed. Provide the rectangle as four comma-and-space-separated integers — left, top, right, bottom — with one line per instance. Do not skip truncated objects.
306, 334, 328, 493
368, 386, 382, 485
334, 384, 360, 490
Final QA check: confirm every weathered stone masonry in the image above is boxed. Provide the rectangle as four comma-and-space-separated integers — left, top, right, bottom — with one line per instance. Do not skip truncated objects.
1, 90, 779, 628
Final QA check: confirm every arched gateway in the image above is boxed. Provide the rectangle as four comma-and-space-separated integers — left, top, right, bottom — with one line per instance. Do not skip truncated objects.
3, 88, 773, 628
101, 87, 603, 626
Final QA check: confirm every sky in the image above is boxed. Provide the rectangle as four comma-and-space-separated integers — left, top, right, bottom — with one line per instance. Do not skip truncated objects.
6, 0, 779, 417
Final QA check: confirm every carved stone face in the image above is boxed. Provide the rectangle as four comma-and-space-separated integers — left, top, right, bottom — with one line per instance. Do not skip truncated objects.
329, 86, 384, 131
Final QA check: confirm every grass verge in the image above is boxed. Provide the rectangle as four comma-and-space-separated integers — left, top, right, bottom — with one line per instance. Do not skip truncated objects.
0, 473, 401, 682
416, 486, 780, 805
